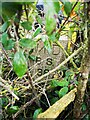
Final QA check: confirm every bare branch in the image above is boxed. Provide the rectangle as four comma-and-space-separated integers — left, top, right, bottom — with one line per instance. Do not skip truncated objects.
13, 93, 42, 119
0, 77, 19, 100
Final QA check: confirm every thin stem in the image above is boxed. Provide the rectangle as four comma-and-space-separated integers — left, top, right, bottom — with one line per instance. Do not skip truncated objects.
0, 77, 19, 100
2, 47, 12, 66
55, 41, 78, 69
13, 93, 42, 119
26, 71, 40, 107
35, 47, 82, 83
57, 0, 79, 34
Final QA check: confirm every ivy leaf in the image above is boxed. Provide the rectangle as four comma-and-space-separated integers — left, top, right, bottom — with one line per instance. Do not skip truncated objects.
21, 21, 32, 30
58, 87, 68, 98
13, 50, 27, 77
33, 108, 42, 119
19, 38, 37, 49
33, 27, 41, 37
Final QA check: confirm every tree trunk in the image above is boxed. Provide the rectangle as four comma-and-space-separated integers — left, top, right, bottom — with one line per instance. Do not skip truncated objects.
73, 2, 90, 119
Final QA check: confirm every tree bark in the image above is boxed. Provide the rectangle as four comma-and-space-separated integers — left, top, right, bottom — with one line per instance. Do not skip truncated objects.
73, 2, 90, 119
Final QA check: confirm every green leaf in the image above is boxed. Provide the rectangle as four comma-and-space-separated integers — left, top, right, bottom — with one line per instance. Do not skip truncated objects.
36, 16, 42, 24
82, 103, 87, 111
0, 97, 9, 108
49, 33, 56, 42
74, 2, 81, 12
33, 108, 42, 119
29, 55, 37, 61
60, 66, 68, 71
65, 70, 75, 80
51, 79, 60, 87
33, 27, 41, 37
51, 79, 69, 87
65, 70, 75, 82
1, 32, 8, 46
55, 90, 59, 95
2, 2, 22, 21
53, 1, 60, 13
64, 2, 72, 16
5, 39, 15, 50
58, 87, 68, 98
70, 85, 74, 90
2, 32, 8, 41
44, 0, 57, 35
83, 114, 90, 120
44, 40, 52, 53
75, 80, 78, 85
21, 21, 32, 30
8, 106, 19, 114
45, 16, 56, 35
19, 38, 37, 49
59, 80, 69, 87
1, 21, 10, 32
50, 97, 59, 105
1, 33, 15, 50
13, 50, 27, 77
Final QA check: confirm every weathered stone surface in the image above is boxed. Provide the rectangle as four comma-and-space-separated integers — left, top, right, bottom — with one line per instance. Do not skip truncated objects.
30, 39, 68, 79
